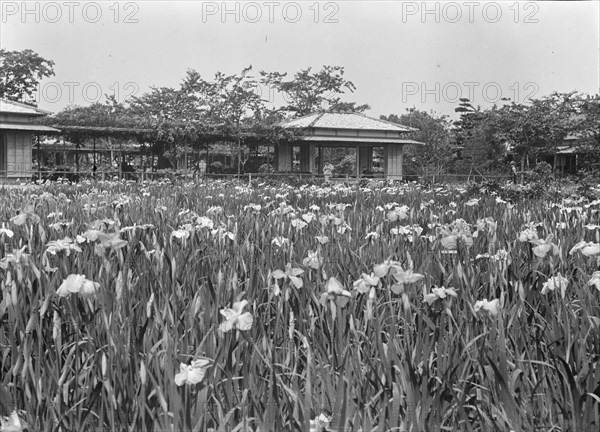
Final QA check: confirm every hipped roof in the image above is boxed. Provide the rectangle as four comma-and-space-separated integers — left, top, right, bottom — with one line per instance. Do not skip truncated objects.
0, 99, 52, 116
279, 112, 418, 132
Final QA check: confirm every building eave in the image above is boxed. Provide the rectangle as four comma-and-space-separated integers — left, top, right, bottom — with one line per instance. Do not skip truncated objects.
294, 136, 425, 145
0, 123, 61, 133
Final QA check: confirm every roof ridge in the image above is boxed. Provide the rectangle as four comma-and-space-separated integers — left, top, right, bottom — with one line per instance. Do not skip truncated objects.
278, 111, 420, 132
356, 112, 418, 131
275, 112, 319, 127
307, 112, 325, 128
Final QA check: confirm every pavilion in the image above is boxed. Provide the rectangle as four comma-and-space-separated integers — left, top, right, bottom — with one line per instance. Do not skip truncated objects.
277, 112, 424, 180
0, 99, 60, 183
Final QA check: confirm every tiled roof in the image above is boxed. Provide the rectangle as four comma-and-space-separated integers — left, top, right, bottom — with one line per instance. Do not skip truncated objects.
0, 99, 51, 116
280, 112, 417, 132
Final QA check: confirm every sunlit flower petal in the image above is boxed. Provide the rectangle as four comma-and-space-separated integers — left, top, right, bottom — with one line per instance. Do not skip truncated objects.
302, 250, 323, 269
518, 228, 538, 242
541, 273, 568, 299
0, 223, 15, 238
588, 271, 600, 292
219, 300, 253, 333
424, 286, 457, 305
57, 274, 99, 297
473, 298, 500, 317
174, 357, 212, 386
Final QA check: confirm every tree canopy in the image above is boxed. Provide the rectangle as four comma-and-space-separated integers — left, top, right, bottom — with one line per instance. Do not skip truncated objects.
260, 65, 369, 117
0, 49, 55, 103
382, 109, 455, 178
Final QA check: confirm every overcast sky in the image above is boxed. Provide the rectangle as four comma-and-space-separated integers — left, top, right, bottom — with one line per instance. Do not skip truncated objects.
1, 1, 598, 119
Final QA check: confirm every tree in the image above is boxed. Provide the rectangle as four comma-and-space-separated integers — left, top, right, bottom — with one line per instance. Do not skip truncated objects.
450, 93, 600, 179
40, 96, 156, 172
574, 93, 600, 150
129, 85, 203, 122
131, 66, 290, 174
382, 109, 456, 179
452, 100, 508, 174
48, 95, 136, 128
184, 66, 271, 174
128, 82, 211, 167
0, 49, 55, 103
492, 94, 578, 182
453, 98, 487, 148
260, 65, 366, 117
560, 93, 600, 173
328, 101, 371, 113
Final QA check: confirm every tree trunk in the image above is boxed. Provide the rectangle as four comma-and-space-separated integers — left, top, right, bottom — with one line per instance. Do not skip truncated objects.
237, 137, 242, 177
520, 156, 525, 185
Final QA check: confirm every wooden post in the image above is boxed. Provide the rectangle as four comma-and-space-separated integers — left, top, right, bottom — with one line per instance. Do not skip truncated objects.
110, 138, 114, 179
140, 142, 145, 182
384, 144, 404, 181
206, 144, 210, 175
358, 146, 373, 176
266, 144, 270, 173
37, 135, 41, 182
118, 137, 122, 180
76, 141, 80, 173
278, 142, 292, 172
93, 137, 97, 178
317, 145, 323, 175
299, 144, 315, 174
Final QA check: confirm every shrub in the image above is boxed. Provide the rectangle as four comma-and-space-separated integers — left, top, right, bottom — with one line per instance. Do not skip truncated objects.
258, 163, 274, 174
209, 161, 224, 173
334, 154, 356, 176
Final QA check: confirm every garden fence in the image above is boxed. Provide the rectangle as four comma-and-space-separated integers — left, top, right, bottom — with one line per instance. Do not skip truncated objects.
0, 169, 514, 185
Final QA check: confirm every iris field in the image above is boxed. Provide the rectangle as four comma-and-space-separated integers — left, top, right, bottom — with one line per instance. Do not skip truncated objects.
1, 179, 599, 432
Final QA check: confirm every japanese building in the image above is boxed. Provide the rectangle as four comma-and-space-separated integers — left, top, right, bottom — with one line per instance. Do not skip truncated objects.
0, 98, 59, 183
277, 112, 423, 180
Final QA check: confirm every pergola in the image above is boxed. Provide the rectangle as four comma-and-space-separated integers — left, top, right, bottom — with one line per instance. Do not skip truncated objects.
277, 112, 424, 180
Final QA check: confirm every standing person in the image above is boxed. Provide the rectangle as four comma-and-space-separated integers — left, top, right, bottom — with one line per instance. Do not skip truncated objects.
323, 163, 334, 180
0, 384, 22, 431
511, 161, 518, 183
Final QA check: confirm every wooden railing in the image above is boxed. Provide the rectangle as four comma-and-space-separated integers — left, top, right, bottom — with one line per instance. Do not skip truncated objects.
0, 169, 516, 185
